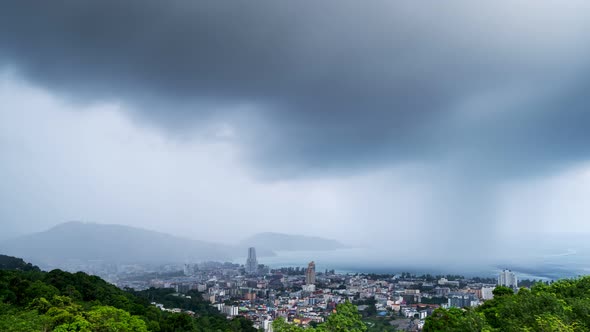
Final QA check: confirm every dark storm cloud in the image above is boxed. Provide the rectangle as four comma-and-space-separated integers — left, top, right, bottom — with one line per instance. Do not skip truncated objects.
2, 0, 590, 177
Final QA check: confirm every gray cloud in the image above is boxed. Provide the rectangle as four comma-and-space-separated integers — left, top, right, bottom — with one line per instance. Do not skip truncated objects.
2, 1, 590, 178
3, 1, 590, 268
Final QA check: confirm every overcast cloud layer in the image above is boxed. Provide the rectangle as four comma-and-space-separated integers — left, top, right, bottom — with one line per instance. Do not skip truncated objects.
2, 1, 590, 265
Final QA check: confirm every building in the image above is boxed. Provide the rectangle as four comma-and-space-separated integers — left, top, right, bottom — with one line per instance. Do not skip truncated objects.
263, 319, 273, 332
481, 286, 495, 300
246, 247, 258, 275
306, 261, 316, 285
302, 284, 316, 292
183, 263, 196, 276
434, 287, 450, 297
448, 292, 479, 308
438, 277, 460, 287
216, 304, 239, 317
498, 269, 518, 288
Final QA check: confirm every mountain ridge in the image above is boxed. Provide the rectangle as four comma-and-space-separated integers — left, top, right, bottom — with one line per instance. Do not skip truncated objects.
0, 221, 233, 268
0, 222, 349, 269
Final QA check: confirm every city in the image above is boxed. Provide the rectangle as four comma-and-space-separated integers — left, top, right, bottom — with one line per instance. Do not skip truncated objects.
2, 1, 590, 331
108, 247, 527, 332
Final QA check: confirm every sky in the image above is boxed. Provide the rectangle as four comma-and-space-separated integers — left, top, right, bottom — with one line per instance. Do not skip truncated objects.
2, 1, 590, 263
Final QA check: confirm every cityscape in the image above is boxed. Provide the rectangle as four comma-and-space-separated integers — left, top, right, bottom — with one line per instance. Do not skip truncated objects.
2, 1, 590, 331
100, 247, 527, 331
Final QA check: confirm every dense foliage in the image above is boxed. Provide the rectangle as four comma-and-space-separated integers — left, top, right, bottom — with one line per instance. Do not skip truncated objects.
0, 255, 255, 331
0, 254, 40, 271
424, 280, 590, 331
272, 301, 367, 332
363, 316, 398, 332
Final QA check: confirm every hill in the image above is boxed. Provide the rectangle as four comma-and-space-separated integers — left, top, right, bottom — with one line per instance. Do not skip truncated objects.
0, 254, 40, 272
0, 255, 256, 331
240, 232, 348, 252
0, 222, 233, 268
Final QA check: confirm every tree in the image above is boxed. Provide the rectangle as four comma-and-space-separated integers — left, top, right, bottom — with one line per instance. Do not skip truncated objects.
531, 314, 577, 332
163, 312, 196, 332
0, 303, 47, 332
492, 286, 514, 297
85, 306, 148, 332
318, 302, 367, 332
272, 318, 305, 332
424, 307, 490, 332
423, 308, 464, 332
273, 302, 366, 332
1, 258, 257, 332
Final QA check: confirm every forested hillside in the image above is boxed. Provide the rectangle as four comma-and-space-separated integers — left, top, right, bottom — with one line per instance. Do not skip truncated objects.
0, 254, 40, 271
0, 222, 233, 266
424, 279, 590, 331
0, 254, 255, 332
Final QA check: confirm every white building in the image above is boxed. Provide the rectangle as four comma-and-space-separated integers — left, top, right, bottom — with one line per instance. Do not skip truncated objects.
263, 319, 274, 332
498, 269, 518, 288
216, 303, 239, 317
418, 310, 428, 319
481, 286, 495, 300
302, 284, 316, 292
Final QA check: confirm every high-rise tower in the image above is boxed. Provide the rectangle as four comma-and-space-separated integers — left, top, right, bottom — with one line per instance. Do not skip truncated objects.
497, 269, 518, 288
306, 261, 316, 285
246, 247, 258, 275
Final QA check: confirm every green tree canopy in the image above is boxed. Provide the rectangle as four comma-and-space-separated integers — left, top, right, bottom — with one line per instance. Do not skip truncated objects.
425, 276, 590, 331
273, 301, 366, 332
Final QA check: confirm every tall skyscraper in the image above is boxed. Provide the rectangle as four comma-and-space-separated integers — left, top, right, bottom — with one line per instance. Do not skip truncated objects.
306, 261, 316, 285
497, 269, 518, 288
183, 263, 191, 276
245, 247, 258, 275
